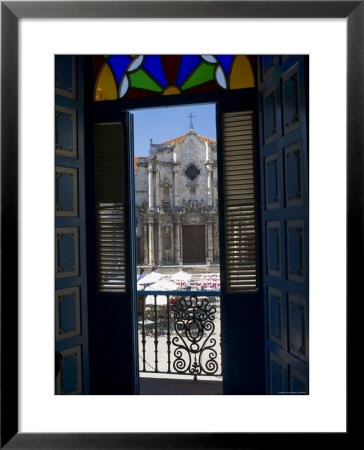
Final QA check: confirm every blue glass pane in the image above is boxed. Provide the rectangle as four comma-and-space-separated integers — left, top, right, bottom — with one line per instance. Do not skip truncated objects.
108, 55, 131, 84
143, 55, 167, 87
216, 55, 234, 74
176, 55, 201, 86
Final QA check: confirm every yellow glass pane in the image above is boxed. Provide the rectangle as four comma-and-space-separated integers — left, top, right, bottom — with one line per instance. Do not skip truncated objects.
162, 86, 181, 95
229, 56, 255, 89
94, 63, 117, 101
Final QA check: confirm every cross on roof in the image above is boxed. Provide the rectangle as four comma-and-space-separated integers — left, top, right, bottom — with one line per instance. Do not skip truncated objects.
187, 113, 196, 130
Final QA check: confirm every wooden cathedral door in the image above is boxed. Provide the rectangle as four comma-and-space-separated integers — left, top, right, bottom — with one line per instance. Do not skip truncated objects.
258, 56, 309, 394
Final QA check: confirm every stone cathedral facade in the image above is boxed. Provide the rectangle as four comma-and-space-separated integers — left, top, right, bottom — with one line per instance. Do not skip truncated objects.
134, 127, 219, 272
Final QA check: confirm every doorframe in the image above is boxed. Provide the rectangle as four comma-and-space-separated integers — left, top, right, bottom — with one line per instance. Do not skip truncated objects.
85, 55, 263, 393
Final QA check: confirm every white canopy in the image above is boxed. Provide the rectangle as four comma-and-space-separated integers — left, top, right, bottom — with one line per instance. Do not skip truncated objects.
152, 279, 177, 291
137, 271, 163, 288
143, 278, 177, 305
142, 278, 178, 305
170, 270, 191, 282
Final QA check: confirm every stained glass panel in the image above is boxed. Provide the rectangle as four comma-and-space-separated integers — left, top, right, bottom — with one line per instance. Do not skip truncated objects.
161, 55, 180, 84
215, 66, 227, 89
229, 56, 255, 89
143, 55, 168, 87
176, 55, 201, 86
129, 69, 163, 93
181, 62, 215, 91
108, 55, 131, 84
216, 55, 234, 75
94, 55, 255, 101
95, 62, 117, 101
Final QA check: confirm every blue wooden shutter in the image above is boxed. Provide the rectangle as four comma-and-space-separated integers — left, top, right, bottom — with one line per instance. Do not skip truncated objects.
217, 98, 265, 394
94, 123, 127, 293
55, 56, 89, 394
258, 56, 309, 394
223, 111, 258, 292
88, 113, 138, 394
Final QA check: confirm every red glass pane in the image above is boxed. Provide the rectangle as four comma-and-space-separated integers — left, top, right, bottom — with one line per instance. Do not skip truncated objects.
125, 88, 160, 99
161, 55, 180, 85
185, 80, 220, 94
93, 56, 105, 84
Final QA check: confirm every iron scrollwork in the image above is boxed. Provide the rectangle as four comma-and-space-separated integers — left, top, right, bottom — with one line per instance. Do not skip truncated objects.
171, 296, 218, 380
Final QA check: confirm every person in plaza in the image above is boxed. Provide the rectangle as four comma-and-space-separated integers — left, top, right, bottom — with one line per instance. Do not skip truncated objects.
151, 266, 158, 272
137, 267, 146, 281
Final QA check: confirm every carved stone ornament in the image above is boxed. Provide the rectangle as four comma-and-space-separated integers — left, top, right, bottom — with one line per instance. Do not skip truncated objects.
183, 214, 202, 225
161, 176, 171, 187
185, 164, 200, 181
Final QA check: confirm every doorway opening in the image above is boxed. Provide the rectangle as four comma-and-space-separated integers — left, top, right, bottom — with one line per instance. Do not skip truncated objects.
132, 103, 223, 395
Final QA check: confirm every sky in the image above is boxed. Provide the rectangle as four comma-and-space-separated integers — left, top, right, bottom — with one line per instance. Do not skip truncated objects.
131, 103, 216, 157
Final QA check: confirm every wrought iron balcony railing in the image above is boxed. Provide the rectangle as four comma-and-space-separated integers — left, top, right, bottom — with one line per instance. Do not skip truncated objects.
137, 291, 222, 380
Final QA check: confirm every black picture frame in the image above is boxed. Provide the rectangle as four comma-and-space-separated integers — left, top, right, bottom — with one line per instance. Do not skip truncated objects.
1, 1, 356, 448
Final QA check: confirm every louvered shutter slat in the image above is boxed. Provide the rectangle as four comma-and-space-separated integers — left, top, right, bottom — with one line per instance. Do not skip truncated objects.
223, 111, 257, 293
95, 123, 126, 293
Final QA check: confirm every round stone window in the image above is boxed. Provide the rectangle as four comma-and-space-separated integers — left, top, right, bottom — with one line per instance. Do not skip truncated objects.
185, 164, 200, 181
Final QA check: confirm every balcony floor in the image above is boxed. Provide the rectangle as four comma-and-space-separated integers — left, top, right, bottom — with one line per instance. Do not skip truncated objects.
139, 377, 223, 395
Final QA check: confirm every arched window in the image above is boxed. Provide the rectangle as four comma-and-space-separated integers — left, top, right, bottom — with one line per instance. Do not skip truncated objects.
94, 55, 255, 101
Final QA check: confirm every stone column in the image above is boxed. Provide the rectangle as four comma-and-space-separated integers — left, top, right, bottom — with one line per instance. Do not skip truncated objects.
158, 219, 162, 265
178, 221, 183, 266
205, 160, 213, 207
210, 169, 214, 207
205, 141, 210, 161
148, 219, 155, 266
173, 167, 179, 207
206, 219, 213, 266
170, 224, 175, 265
148, 163, 154, 208
172, 169, 176, 207
143, 223, 149, 264
207, 168, 213, 206
155, 165, 160, 208
174, 219, 182, 265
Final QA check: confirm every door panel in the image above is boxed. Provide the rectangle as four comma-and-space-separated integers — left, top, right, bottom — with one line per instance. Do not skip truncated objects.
55, 56, 89, 394
87, 112, 138, 394
258, 55, 309, 394
217, 96, 265, 394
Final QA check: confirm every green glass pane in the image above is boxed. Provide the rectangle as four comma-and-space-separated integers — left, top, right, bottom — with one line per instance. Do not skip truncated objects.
129, 69, 163, 93
181, 62, 215, 91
